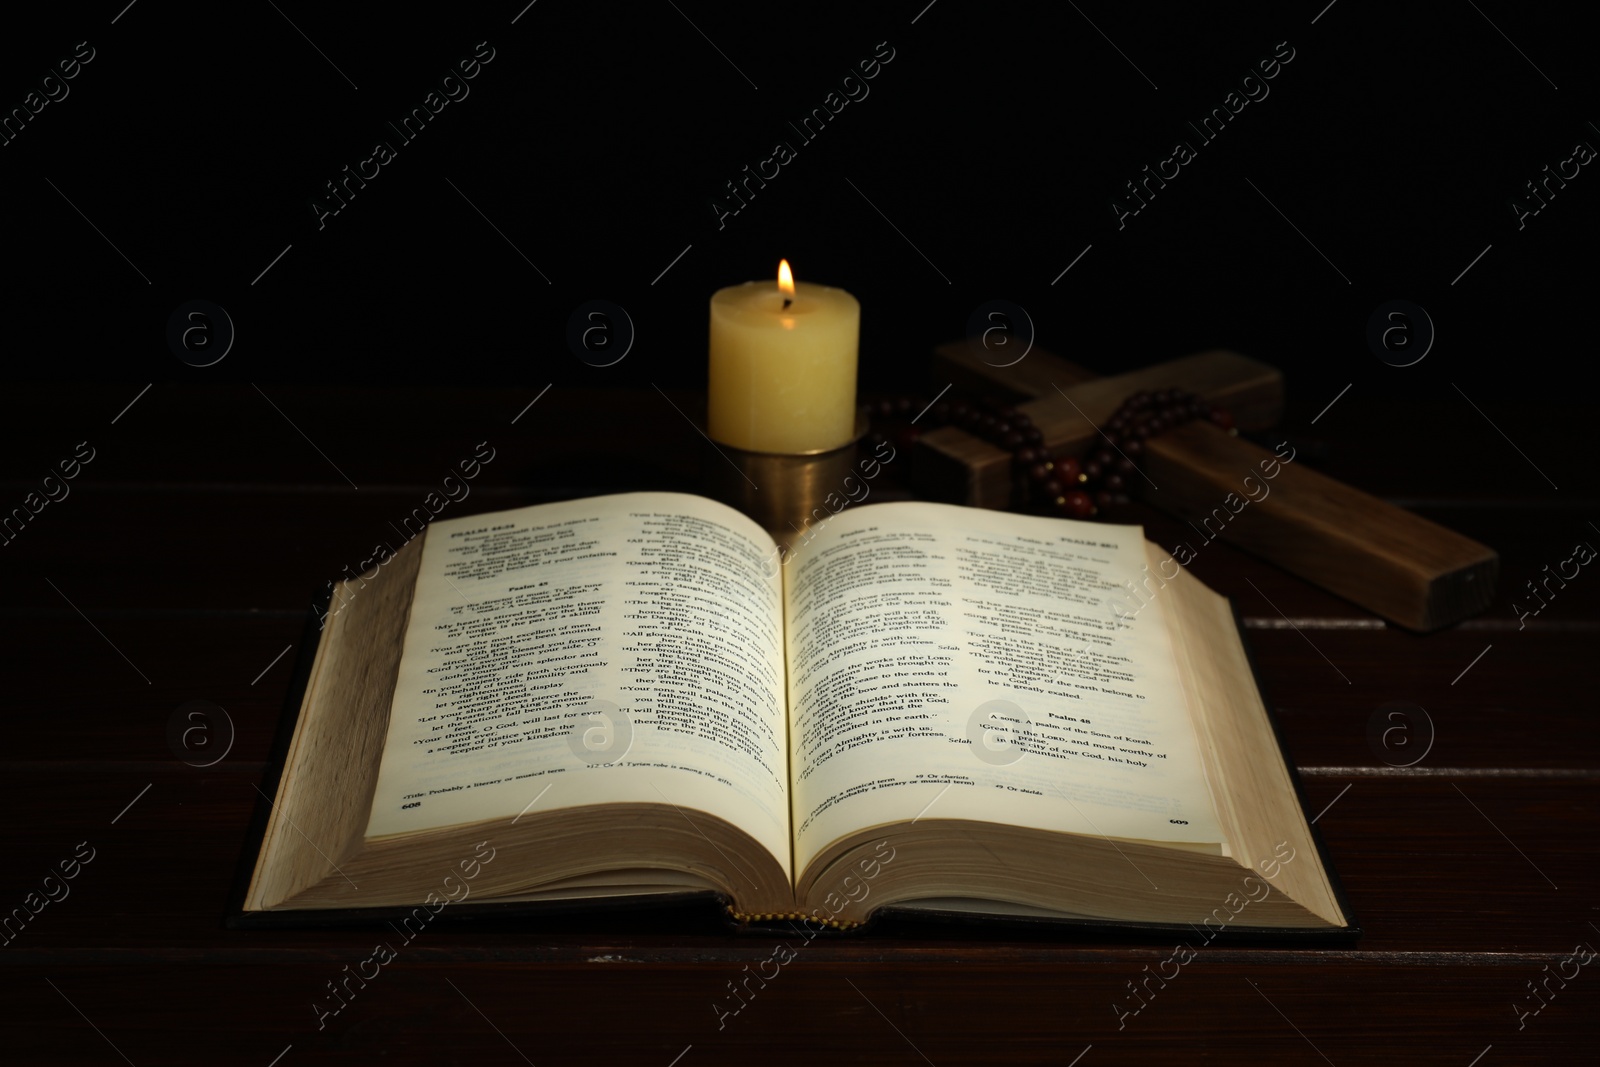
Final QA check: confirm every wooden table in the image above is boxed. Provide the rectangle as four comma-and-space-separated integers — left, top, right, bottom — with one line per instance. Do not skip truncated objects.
3, 384, 1594, 1065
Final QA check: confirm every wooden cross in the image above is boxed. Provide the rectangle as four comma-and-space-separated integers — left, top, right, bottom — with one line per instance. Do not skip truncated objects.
911, 341, 1498, 632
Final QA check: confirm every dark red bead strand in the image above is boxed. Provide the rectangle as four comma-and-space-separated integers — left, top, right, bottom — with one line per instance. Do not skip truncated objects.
865, 388, 1234, 519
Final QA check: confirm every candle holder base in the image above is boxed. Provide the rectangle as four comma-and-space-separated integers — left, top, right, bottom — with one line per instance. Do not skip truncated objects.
702, 410, 871, 554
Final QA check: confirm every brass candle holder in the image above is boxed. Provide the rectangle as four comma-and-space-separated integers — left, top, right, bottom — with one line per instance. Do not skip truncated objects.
702, 409, 871, 553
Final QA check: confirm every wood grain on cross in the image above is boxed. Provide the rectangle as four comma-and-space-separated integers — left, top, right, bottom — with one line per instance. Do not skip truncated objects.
911, 341, 1498, 632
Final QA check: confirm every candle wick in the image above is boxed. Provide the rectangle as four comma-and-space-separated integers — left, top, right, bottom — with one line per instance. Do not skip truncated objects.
782, 298, 792, 310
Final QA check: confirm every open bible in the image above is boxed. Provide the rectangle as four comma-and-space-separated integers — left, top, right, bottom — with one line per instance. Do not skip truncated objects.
239, 492, 1353, 935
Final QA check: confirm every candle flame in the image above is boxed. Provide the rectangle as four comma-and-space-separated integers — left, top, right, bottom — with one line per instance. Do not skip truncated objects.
777, 259, 795, 298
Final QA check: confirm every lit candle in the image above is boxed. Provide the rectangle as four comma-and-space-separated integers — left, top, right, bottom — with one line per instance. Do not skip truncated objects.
707, 260, 860, 453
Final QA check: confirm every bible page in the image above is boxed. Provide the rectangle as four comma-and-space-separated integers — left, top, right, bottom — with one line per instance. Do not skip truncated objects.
366, 492, 791, 878
784, 502, 1222, 875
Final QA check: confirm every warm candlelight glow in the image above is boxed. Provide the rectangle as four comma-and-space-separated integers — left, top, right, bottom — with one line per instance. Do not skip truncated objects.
708, 263, 860, 453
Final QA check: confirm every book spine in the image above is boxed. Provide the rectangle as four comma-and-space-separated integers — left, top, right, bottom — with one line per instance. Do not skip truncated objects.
725, 905, 863, 931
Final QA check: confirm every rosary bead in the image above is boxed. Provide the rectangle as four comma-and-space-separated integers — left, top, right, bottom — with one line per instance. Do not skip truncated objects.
962, 381, 1239, 519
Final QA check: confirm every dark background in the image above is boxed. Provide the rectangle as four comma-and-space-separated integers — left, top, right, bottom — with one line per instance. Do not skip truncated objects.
3, 5, 1599, 1064
2, 0, 1593, 403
